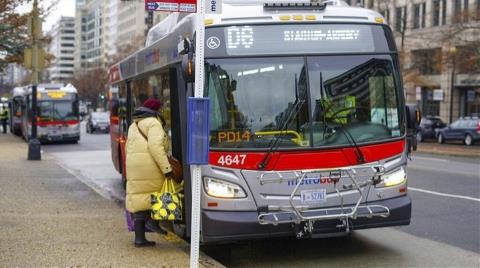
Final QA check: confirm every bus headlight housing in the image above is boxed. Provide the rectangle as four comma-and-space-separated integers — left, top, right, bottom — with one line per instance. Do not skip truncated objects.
379, 167, 406, 187
203, 177, 247, 199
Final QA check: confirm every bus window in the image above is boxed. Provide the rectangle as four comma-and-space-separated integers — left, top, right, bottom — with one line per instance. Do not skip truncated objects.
132, 77, 154, 109
158, 73, 171, 137
131, 73, 172, 143
118, 83, 128, 136
38, 101, 53, 121
308, 55, 403, 146
54, 101, 78, 121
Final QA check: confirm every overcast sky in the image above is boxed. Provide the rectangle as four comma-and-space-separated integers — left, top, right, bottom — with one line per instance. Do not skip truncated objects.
18, 0, 76, 32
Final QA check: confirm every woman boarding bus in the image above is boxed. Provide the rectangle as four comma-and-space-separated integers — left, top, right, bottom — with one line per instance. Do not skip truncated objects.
109, 0, 420, 244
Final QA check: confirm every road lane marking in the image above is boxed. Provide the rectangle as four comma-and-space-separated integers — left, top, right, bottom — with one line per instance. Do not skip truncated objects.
412, 156, 448, 162
409, 187, 480, 202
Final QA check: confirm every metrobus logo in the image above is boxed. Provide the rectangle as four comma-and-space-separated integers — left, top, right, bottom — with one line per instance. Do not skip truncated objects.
287, 176, 337, 186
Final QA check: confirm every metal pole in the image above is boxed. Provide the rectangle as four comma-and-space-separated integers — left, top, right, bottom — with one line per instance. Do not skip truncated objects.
190, 1, 205, 267
28, 0, 41, 160
449, 60, 455, 124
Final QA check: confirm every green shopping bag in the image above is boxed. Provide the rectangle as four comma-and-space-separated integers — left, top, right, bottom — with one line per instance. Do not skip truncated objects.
151, 178, 184, 221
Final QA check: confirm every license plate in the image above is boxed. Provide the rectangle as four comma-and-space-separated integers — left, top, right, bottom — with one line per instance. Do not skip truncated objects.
300, 189, 326, 204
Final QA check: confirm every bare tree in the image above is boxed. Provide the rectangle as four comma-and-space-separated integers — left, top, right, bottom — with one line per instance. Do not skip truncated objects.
70, 68, 108, 108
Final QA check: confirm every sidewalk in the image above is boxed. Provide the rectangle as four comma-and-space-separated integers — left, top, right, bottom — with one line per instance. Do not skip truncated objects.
0, 134, 222, 267
415, 141, 480, 158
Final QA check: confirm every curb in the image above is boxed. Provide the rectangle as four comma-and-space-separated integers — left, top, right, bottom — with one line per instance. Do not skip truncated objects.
415, 148, 480, 158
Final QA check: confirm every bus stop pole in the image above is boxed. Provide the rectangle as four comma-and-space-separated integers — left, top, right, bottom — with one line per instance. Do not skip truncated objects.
190, 1, 205, 267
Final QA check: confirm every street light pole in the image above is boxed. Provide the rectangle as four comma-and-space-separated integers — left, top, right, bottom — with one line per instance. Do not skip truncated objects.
28, 0, 41, 160
448, 47, 457, 124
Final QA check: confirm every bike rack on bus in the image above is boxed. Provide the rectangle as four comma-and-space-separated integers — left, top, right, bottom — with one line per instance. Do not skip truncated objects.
256, 164, 391, 235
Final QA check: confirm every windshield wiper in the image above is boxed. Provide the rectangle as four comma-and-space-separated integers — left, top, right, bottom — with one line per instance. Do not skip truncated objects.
258, 74, 304, 169
339, 126, 366, 164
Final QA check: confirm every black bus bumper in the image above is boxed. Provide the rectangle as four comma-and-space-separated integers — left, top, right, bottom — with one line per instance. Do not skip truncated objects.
201, 195, 411, 244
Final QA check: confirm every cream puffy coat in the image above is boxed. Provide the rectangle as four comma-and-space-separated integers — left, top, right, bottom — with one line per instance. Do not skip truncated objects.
125, 117, 172, 213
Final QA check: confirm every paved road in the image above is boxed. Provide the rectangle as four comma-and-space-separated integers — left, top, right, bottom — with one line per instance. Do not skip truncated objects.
42, 121, 110, 153
400, 154, 480, 253
42, 126, 480, 267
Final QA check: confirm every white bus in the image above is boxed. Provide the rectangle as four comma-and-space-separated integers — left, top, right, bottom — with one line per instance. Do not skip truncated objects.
21, 84, 80, 143
109, 0, 419, 243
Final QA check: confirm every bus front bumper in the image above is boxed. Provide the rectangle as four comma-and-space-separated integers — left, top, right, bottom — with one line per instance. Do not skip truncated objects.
38, 134, 79, 143
201, 195, 411, 244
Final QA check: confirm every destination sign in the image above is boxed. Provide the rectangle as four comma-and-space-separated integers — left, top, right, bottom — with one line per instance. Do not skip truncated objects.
205, 24, 392, 57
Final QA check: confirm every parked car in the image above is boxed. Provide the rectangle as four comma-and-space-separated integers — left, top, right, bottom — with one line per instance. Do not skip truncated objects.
86, 111, 110, 133
416, 116, 446, 142
437, 116, 480, 146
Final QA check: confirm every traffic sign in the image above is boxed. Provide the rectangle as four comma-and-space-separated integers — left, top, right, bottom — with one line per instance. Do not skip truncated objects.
145, 0, 196, 13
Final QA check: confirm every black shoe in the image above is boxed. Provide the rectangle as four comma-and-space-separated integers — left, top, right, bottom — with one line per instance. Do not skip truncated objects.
146, 219, 167, 235
134, 240, 156, 247
133, 211, 157, 247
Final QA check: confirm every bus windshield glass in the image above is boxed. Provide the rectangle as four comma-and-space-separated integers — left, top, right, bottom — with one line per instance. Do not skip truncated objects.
38, 101, 78, 121
206, 55, 403, 149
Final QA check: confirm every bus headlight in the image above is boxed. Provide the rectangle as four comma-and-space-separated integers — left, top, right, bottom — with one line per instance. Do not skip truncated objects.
379, 167, 406, 187
203, 177, 247, 199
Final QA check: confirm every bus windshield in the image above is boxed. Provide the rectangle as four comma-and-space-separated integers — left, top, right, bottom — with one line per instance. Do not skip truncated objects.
38, 101, 78, 121
206, 55, 403, 149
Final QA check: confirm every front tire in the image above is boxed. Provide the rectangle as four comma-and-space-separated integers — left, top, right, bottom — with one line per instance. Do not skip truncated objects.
464, 134, 473, 146
437, 133, 445, 144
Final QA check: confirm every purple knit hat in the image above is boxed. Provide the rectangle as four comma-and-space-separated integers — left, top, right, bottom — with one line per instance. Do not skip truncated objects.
143, 97, 162, 111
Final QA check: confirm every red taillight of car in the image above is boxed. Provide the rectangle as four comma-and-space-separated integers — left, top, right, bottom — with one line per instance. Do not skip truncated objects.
476, 122, 480, 134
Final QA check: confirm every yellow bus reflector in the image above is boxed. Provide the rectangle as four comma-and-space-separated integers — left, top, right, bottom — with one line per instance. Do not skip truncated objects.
375, 17, 384, 23
204, 18, 214, 25
293, 15, 303, 20
279, 15, 291, 21
305, 15, 316, 20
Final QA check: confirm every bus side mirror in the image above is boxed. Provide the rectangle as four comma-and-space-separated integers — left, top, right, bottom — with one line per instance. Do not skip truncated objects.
181, 52, 195, 83
179, 38, 195, 83
406, 104, 421, 153
406, 104, 421, 129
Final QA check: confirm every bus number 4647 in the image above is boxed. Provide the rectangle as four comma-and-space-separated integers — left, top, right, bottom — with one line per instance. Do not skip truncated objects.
217, 154, 246, 166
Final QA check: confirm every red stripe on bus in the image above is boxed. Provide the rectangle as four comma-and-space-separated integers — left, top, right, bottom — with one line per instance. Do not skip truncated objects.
209, 140, 405, 170
35, 120, 80, 127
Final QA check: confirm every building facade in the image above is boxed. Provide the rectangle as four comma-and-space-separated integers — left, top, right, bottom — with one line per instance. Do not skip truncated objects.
47, 17, 75, 83
74, 0, 107, 70
348, 0, 480, 123
74, 0, 169, 71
